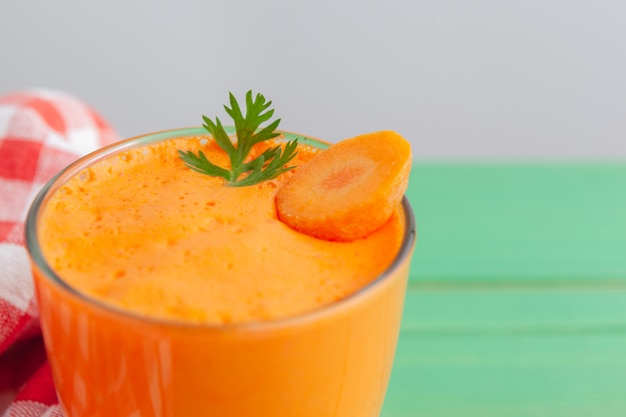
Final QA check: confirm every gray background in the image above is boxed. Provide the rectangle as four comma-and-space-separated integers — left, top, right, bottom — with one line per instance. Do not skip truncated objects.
1, 0, 625, 159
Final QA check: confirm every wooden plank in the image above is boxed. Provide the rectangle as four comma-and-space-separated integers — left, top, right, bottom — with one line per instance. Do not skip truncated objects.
382, 290, 626, 416
400, 288, 626, 330
383, 331, 626, 417
405, 163, 626, 283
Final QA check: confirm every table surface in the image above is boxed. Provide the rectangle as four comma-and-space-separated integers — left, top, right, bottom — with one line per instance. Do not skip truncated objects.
382, 162, 626, 416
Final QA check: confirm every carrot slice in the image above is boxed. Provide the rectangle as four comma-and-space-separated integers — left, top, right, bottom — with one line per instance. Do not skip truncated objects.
276, 130, 412, 241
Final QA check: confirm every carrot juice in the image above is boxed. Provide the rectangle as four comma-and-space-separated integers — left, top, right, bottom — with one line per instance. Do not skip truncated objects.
26, 126, 415, 417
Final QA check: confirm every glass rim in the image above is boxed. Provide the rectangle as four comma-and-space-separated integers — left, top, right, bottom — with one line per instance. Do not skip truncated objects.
25, 126, 417, 331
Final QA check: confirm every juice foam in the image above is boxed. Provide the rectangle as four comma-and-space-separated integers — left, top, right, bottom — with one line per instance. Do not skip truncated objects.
39, 135, 405, 324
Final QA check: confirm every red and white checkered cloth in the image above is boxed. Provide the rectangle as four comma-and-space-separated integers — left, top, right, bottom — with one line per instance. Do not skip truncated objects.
0, 90, 118, 416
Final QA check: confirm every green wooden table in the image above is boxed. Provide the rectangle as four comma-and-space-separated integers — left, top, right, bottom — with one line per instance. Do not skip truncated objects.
382, 163, 626, 416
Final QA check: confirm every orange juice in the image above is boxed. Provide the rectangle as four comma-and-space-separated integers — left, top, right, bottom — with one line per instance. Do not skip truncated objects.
26, 127, 416, 417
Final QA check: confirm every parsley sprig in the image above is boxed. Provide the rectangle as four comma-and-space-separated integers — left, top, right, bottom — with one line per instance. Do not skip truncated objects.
178, 91, 299, 187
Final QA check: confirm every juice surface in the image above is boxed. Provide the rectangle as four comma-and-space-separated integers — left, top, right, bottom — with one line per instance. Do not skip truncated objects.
39, 135, 405, 324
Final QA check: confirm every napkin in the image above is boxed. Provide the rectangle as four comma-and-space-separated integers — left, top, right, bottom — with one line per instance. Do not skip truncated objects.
0, 90, 118, 416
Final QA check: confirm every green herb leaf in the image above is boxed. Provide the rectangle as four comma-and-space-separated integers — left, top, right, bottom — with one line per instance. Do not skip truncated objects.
179, 91, 298, 186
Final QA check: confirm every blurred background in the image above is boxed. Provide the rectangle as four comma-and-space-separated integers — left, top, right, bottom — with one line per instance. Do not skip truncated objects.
2, 0, 625, 159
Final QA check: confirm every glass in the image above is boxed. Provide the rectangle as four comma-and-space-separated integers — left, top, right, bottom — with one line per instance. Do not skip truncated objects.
25, 127, 416, 417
